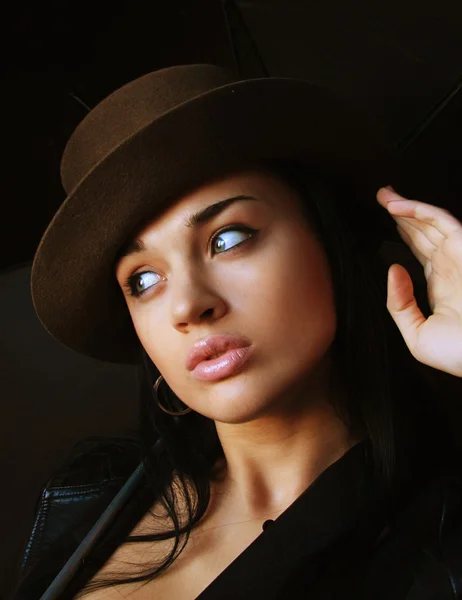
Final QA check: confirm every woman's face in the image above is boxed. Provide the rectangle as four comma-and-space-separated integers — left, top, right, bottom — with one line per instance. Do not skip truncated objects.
115, 167, 338, 424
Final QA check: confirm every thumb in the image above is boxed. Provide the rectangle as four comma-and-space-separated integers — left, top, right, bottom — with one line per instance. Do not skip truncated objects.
386, 263, 426, 352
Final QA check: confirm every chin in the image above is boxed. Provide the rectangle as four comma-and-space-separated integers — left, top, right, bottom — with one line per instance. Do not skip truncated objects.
201, 386, 277, 423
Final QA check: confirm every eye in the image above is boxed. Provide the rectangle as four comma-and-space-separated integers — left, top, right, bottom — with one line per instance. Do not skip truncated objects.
211, 225, 256, 255
123, 271, 161, 298
123, 225, 258, 299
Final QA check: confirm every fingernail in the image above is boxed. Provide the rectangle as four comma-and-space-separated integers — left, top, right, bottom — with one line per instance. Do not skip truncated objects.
385, 185, 396, 192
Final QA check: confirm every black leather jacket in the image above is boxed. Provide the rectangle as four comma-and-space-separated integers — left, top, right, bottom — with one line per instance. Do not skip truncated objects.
9, 438, 462, 599
11, 438, 143, 600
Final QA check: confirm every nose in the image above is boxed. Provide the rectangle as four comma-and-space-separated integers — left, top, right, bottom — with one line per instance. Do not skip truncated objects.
170, 265, 227, 331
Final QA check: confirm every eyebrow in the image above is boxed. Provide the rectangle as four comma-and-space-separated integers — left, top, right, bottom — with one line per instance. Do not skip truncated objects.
115, 195, 259, 263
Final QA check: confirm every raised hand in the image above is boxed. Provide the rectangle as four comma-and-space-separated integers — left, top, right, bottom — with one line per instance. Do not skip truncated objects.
376, 186, 462, 378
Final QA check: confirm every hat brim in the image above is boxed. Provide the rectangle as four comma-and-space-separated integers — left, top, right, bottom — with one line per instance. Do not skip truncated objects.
31, 76, 394, 364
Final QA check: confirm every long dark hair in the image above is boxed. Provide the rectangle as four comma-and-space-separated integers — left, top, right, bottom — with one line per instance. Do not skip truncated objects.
75, 159, 453, 597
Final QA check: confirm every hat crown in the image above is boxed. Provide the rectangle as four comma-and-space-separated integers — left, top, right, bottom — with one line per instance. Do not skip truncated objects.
60, 64, 237, 193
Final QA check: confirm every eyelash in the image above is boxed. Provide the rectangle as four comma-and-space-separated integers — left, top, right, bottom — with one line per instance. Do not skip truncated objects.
123, 224, 258, 298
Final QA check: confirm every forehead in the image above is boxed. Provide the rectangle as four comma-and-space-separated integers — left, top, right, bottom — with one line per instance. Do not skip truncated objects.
143, 166, 295, 230
168, 166, 282, 211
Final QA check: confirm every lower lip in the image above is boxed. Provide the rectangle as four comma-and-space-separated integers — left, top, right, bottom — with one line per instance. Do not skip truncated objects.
191, 346, 253, 382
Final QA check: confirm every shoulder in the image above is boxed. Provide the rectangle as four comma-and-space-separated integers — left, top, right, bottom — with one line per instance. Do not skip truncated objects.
11, 437, 142, 599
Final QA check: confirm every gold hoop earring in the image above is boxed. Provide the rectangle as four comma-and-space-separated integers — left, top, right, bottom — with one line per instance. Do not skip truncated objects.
153, 375, 192, 416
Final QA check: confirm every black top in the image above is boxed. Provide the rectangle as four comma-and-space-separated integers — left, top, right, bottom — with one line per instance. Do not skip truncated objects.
11, 438, 462, 599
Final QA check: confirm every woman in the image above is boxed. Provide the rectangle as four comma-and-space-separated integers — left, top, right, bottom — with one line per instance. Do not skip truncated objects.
11, 64, 462, 599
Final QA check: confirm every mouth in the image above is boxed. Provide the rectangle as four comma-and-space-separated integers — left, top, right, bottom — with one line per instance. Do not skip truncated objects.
185, 334, 252, 372
190, 346, 253, 382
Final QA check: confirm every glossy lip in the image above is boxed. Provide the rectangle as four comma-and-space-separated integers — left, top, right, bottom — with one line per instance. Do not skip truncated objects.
190, 346, 253, 382
185, 334, 252, 372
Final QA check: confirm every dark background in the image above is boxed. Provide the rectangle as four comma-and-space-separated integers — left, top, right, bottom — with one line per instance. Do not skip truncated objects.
1, 0, 462, 597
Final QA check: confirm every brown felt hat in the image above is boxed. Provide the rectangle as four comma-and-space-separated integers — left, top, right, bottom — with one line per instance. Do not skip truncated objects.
30, 63, 394, 364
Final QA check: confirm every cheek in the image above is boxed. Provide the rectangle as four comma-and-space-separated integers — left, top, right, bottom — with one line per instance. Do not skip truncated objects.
239, 232, 337, 363
129, 309, 165, 366
237, 231, 335, 322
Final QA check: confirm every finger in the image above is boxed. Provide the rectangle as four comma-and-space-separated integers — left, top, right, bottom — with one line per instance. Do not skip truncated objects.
395, 223, 435, 282
377, 188, 462, 238
395, 216, 443, 258
386, 263, 426, 355
396, 223, 430, 266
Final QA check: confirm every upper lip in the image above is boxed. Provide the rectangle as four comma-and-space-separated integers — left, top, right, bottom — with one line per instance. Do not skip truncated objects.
186, 334, 252, 371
